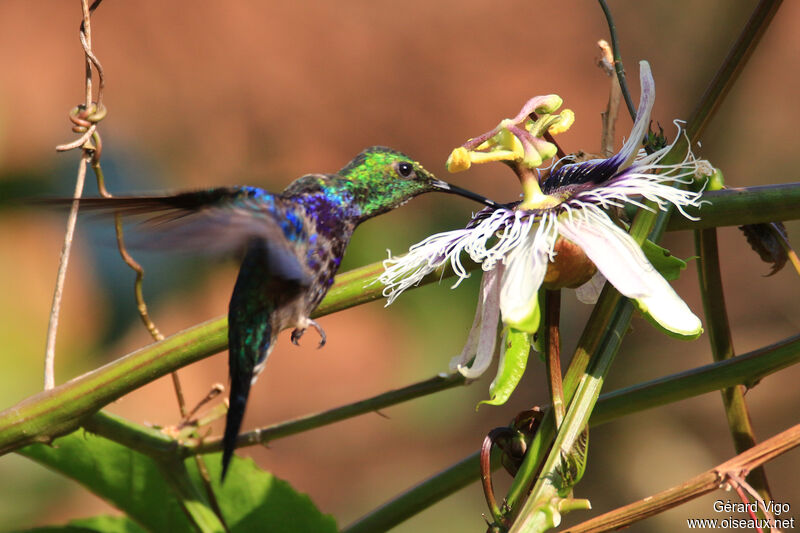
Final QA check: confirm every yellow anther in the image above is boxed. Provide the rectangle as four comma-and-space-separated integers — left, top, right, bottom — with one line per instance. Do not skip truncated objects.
549, 109, 574, 135
446, 147, 472, 173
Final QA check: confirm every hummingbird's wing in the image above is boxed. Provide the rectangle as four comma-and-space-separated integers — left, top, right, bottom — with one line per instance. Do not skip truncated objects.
81, 188, 318, 290
47, 188, 316, 479
48, 186, 310, 256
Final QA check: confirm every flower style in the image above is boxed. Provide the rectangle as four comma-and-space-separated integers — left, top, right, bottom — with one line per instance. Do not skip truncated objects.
380, 61, 709, 398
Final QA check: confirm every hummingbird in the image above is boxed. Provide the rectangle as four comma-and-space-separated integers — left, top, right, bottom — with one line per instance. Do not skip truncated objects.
63, 146, 498, 479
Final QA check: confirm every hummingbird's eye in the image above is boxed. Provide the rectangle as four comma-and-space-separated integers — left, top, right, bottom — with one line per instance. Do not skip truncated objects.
395, 161, 416, 179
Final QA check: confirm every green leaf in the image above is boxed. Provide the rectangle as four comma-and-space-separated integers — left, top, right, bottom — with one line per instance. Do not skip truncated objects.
10, 515, 146, 533
202, 453, 338, 533
480, 328, 532, 407
641, 239, 687, 281
20, 432, 199, 532
19, 430, 337, 533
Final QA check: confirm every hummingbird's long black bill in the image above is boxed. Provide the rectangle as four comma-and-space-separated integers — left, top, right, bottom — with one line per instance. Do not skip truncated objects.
431, 179, 501, 209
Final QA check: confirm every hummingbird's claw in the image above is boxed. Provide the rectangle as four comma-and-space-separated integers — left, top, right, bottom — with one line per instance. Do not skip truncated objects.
290, 328, 304, 346
309, 319, 327, 348
290, 319, 327, 348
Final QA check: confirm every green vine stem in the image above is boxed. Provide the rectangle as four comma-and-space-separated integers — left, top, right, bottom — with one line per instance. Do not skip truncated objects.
589, 332, 800, 426
80, 410, 181, 460
0, 317, 227, 454
597, 0, 636, 120
78, 373, 467, 460
504, 266, 645, 516
664, 183, 800, 231
510, 328, 800, 521
508, 297, 634, 531
338, 332, 800, 532
188, 373, 466, 455
696, 228, 773, 503
342, 451, 492, 533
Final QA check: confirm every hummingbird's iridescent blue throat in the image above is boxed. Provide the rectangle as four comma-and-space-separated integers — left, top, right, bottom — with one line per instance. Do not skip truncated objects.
61, 146, 497, 479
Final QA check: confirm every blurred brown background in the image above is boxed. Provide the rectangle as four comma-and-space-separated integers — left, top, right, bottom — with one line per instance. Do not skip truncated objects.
0, 1, 798, 531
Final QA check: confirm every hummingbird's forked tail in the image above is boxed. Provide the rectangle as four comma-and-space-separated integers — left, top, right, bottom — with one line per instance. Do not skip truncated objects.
221, 368, 252, 480
221, 321, 275, 481
223, 299, 279, 482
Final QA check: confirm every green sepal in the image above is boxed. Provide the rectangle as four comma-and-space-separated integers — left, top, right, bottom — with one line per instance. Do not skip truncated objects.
707, 167, 725, 191
641, 239, 687, 281
507, 293, 542, 334
556, 427, 589, 497
479, 328, 531, 408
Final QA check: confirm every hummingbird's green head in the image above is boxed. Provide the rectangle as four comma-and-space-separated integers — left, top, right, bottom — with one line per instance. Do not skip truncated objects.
339, 146, 497, 220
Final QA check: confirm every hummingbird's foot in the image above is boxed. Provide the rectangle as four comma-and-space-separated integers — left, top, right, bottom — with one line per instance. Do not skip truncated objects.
291, 319, 327, 348
310, 320, 327, 348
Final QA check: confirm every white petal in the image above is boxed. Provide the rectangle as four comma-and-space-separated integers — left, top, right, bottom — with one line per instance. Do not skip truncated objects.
575, 271, 606, 304
449, 279, 485, 372
451, 265, 502, 379
558, 210, 702, 337
636, 283, 703, 338
556, 62, 654, 182
615, 61, 655, 171
499, 216, 556, 330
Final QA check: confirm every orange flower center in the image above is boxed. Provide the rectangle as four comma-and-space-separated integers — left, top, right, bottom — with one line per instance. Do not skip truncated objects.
542, 236, 597, 289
